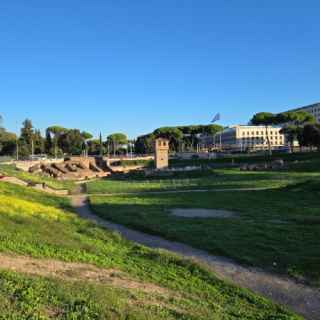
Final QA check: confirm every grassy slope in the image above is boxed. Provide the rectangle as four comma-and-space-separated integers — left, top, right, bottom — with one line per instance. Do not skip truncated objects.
116, 159, 154, 167
0, 270, 179, 320
89, 174, 320, 286
0, 182, 298, 319
0, 164, 75, 191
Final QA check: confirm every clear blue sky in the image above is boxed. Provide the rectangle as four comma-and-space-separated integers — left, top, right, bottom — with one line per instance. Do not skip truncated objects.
1, 1, 319, 138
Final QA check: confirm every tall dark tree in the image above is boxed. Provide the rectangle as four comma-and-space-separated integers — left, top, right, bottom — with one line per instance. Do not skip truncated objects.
18, 119, 35, 158
0, 131, 16, 156
58, 129, 85, 155
0, 117, 17, 157
87, 139, 103, 156
280, 125, 299, 152
33, 129, 45, 154
301, 124, 320, 150
45, 129, 53, 154
134, 133, 155, 154
251, 112, 277, 155
99, 132, 103, 156
18, 120, 45, 157
153, 127, 183, 151
20, 119, 34, 144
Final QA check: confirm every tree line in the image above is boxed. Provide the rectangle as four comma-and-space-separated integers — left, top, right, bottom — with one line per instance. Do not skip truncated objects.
132, 112, 320, 155
134, 124, 223, 154
2, 113, 319, 159
0, 117, 130, 159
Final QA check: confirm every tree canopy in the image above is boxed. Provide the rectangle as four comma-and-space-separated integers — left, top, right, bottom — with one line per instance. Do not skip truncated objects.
0, 130, 17, 156
58, 129, 86, 155
107, 133, 128, 155
107, 133, 128, 145
134, 124, 223, 154
251, 111, 317, 154
251, 112, 277, 126
300, 124, 320, 149
46, 126, 69, 136
81, 131, 93, 140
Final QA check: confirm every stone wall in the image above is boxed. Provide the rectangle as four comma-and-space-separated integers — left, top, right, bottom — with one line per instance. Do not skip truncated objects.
15, 159, 64, 172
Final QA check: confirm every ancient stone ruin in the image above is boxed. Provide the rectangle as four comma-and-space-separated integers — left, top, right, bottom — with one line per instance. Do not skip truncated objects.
154, 138, 169, 169
240, 159, 285, 171
29, 157, 111, 180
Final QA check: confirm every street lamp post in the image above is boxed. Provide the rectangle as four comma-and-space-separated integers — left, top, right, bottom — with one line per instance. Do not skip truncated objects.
16, 138, 19, 161
31, 139, 34, 159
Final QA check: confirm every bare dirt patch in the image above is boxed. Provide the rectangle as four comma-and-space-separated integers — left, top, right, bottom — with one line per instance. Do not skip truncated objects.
0, 253, 169, 296
1, 177, 68, 195
170, 208, 237, 219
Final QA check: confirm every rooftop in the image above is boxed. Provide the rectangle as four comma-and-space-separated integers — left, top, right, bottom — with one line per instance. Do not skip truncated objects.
286, 102, 320, 112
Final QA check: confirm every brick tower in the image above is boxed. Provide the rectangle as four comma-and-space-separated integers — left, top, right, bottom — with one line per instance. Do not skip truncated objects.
154, 138, 169, 169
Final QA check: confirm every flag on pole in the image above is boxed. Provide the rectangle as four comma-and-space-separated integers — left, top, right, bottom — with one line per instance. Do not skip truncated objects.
211, 113, 221, 123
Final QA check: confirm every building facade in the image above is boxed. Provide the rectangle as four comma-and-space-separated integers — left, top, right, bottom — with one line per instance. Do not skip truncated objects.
286, 102, 320, 123
213, 125, 285, 152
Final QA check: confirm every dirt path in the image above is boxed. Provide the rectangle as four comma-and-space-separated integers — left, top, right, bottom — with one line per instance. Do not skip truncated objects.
1, 176, 28, 186
71, 195, 320, 320
0, 252, 170, 296
1, 177, 68, 195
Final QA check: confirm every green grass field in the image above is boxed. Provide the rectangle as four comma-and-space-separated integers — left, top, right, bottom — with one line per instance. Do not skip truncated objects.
170, 151, 320, 167
0, 164, 75, 191
86, 152, 320, 195
89, 184, 320, 287
0, 181, 298, 319
86, 166, 320, 194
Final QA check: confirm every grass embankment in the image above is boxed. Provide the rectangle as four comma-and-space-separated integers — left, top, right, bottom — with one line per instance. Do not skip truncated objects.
113, 159, 154, 168
0, 164, 75, 191
0, 181, 298, 319
0, 271, 157, 320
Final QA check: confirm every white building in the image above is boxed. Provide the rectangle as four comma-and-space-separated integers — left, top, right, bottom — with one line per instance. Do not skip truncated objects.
212, 125, 286, 152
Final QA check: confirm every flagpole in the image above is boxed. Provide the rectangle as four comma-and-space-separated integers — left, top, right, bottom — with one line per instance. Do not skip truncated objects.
211, 113, 221, 152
